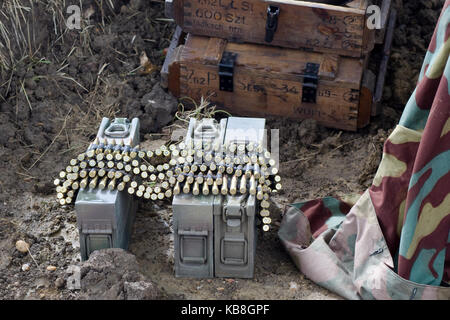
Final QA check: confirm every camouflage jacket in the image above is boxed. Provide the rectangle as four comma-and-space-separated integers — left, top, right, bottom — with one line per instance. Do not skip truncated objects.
279, 2, 450, 300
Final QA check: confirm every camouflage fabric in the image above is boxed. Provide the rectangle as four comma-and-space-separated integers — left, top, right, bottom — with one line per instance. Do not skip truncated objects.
278, 2, 450, 300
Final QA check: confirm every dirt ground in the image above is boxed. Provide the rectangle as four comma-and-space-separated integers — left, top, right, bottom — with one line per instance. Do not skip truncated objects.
0, 0, 445, 300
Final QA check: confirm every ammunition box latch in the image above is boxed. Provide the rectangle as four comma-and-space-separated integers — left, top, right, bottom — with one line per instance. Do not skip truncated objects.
265, 5, 280, 43
219, 51, 237, 92
302, 62, 319, 104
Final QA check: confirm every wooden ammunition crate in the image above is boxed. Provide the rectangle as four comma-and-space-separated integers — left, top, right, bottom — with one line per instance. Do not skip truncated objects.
165, 0, 391, 58
164, 32, 377, 131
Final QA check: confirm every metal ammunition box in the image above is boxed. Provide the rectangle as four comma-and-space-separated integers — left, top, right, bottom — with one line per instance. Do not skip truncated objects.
75, 118, 140, 261
173, 117, 265, 278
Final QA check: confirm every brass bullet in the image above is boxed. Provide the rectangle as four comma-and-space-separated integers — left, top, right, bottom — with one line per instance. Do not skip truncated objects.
144, 192, 151, 199
59, 198, 66, 206
196, 172, 204, 184
244, 164, 253, 178
122, 174, 131, 183
138, 185, 146, 192
165, 189, 172, 198
246, 142, 254, 152
224, 155, 232, 165
150, 174, 157, 182
176, 174, 185, 183
262, 225, 270, 232
88, 159, 96, 167
115, 152, 122, 161
154, 148, 162, 157
63, 179, 73, 188
260, 209, 270, 217
161, 181, 170, 189
151, 193, 158, 201
145, 186, 153, 194
271, 167, 279, 175
205, 153, 213, 162
125, 164, 132, 172
268, 159, 276, 167
206, 170, 214, 185
239, 175, 247, 194
256, 186, 264, 200
80, 177, 88, 189
200, 164, 208, 172
192, 181, 200, 195
216, 172, 223, 186
56, 186, 62, 193
86, 149, 95, 159
138, 151, 146, 159
89, 177, 98, 189
163, 163, 170, 171
233, 157, 241, 165
131, 159, 139, 167
183, 181, 190, 194
117, 182, 126, 191
202, 182, 209, 195
79, 161, 87, 169
249, 175, 257, 195
133, 167, 140, 175
96, 153, 104, 161
69, 159, 78, 166
253, 163, 261, 179
57, 192, 64, 199
226, 164, 234, 175
214, 154, 223, 163
106, 152, 114, 161
250, 154, 258, 164
274, 175, 281, 183
183, 165, 190, 173
173, 182, 181, 195
77, 153, 86, 162
67, 190, 75, 198
148, 165, 155, 173
88, 169, 97, 178
116, 162, 124, 170
98, 168, 107, 177
72, 181, 79, 190
128, 187, 135, 195
212, 181, 219, 195
146, 150, 154, 159
209, 162, 217, 171
53, 178, 61, 186
262, 217, 272, 225
65, 166, 72, 173
218, 162, 226, 173
230, 175, 238, 195
190, 163, 198, 173
171, 149, 179, 157
130, 181, 138, 188
221, 175, 228, 195
97, 161, 105, 169
275, 183, 282, 191
107, 161, 114, 169
186, 173, 194, 184
141, 171, 148, 179
235, 165, 243, 177
79, 170, 88, 178
65, 197, 72, 204
108, 178, 117, 191
98, 176, 108, 190
261, 200, 270, 209
163, 150, 170, 157
157, 165, 164, 172
168, 176, 176, 185
107, 170, 115, 179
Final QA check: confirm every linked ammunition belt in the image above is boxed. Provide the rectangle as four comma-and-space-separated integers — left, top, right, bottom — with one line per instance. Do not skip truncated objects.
54, 138, 282, 231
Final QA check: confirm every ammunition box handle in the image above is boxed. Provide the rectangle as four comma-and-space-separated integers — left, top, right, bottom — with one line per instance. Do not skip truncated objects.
105, 123, 130, 138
